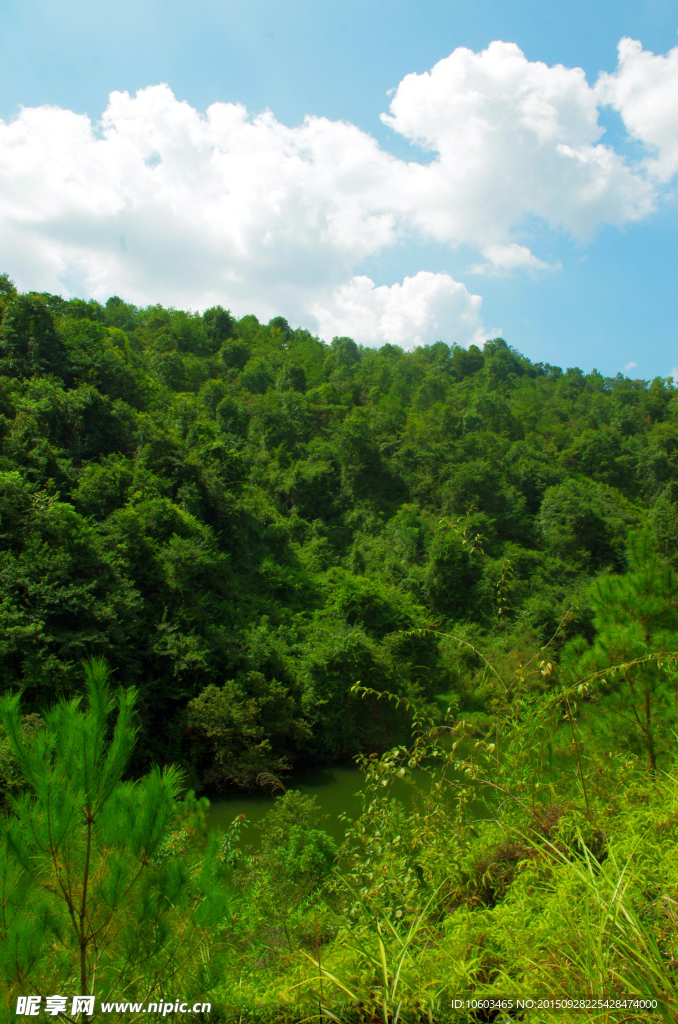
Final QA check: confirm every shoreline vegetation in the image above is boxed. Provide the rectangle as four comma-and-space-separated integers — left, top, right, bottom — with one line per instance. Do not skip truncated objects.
2, 274, 678, 1020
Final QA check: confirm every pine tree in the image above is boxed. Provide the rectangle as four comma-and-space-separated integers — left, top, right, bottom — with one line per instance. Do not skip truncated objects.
0, 659, 231, 1018
567, 532, 678, 772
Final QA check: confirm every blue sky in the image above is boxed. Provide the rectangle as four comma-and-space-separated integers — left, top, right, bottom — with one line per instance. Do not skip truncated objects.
0, 0, 677, 379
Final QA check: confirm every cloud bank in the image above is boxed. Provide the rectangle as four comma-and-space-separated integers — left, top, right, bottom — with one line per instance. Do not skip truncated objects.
0, 37, 675, 348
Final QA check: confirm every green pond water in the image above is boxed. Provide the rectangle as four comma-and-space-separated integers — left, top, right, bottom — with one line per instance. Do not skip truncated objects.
203, 734, 550, 852
205, 762, 427, 850
203, 760, 488, 851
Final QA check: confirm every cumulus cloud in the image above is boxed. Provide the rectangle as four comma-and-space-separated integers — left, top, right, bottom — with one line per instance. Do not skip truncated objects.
0, 37, 675, 347
312, 272, 485, 349
382, 39, 655, 244
597, 38, 678, 182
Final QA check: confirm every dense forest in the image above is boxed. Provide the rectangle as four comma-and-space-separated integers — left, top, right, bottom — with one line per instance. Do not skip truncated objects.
2, 273, 678, 1022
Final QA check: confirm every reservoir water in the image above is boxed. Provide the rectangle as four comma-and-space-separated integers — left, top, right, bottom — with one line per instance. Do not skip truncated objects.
204, 760, 440, 849
205, 763, 367, 849
205, 754, 486, 850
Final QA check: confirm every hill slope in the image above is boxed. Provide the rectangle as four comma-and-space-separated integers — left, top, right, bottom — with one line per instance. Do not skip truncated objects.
1, 273, 676, 786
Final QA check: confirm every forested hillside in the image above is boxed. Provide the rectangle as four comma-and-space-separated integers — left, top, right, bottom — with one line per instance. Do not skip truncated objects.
5, 272, 678, 1020
1, 271, 677, 789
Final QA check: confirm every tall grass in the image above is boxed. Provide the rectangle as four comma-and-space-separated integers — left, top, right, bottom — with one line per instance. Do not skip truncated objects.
208, 636, 678, 1023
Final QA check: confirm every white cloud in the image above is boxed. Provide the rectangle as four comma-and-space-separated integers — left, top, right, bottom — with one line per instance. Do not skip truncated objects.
597, 38, 678, 182
0, 37, 675, 347
623, 360, 638, 372
469, 243, 559, 276
0, 87, 403, 323
312, 272, 485, 349
382, 40, 655, 243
